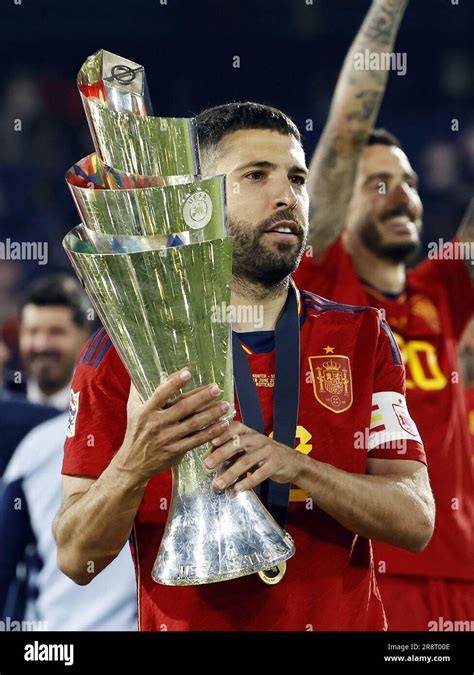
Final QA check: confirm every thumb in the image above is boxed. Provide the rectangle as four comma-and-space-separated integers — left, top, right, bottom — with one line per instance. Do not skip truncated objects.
127, 382, 144, 418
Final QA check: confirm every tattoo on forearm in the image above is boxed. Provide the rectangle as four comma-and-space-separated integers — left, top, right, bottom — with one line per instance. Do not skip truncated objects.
362, 0, 409, 46
346, 90, 380, 123
320, 145, 338, 173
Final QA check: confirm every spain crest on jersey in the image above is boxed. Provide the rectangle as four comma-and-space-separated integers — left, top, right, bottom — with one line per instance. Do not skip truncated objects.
67, 389, 80, 438
308, 355, 353, 413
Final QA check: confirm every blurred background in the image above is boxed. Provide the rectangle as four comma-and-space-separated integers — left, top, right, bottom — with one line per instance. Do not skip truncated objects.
0, 0, 472, 633
0, 0, 473, 335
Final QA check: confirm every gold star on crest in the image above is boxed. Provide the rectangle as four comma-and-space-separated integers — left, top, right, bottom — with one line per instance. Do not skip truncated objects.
323, 345, 335, 354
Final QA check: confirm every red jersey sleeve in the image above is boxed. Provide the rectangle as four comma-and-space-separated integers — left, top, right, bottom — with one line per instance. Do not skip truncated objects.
410, 239, 474, 342
62, 328, 130, 478
368, 317, 427, 465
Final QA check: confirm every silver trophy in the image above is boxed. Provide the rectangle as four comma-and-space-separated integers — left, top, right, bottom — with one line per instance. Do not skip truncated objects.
63, 49, 295, 585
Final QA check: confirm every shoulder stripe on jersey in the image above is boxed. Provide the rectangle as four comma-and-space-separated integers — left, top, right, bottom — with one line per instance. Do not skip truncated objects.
78, 337, 92, 363
83, 329, 108, 366
78, 329, 98, 362
92, 337, 112, 367
85, 334, 112, 368
79, 327, 105, 364
381, 320, 403, 365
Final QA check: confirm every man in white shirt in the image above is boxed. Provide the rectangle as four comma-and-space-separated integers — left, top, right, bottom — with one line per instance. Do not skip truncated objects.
1, 413, 137, 631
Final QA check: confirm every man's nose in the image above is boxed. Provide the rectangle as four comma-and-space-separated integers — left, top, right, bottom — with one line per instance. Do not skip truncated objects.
31, 332, 54, 352
270, 179, 298, 211
388, 182, 413, 208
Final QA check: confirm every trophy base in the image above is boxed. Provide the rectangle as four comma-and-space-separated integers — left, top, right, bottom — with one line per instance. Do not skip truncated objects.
152, 544, 294, 586
151, 479, 295, 586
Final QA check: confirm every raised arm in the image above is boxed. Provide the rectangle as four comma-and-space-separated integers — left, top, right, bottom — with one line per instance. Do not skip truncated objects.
308, 0, 409, 259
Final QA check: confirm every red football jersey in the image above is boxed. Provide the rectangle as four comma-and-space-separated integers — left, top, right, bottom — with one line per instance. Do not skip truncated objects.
293, 237, 474, 580
63, 288, 426, 631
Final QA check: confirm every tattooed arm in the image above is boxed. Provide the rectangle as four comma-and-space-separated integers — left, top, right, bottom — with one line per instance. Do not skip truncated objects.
308, 0, 409, 259
457, 198, 474, 279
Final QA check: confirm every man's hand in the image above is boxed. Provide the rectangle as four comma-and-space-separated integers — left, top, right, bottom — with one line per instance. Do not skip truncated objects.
203, 421, 434, 553
203, 421, 301, 492
54, 367, 232, 585
119, 367, 231, 482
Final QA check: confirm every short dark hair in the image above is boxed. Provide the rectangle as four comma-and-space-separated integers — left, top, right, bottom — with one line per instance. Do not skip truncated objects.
21, 274, 89, 328
196, 101, 302, 169
367, 128, 403, 150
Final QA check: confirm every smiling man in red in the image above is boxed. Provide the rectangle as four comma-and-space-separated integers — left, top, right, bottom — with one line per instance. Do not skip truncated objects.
292, 0, 474, 631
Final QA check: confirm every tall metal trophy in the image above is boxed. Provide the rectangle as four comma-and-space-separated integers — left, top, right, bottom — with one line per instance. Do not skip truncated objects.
64, 49, 295, 585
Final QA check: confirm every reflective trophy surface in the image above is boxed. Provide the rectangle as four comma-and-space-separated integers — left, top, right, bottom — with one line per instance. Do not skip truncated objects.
63, 49, 295, 584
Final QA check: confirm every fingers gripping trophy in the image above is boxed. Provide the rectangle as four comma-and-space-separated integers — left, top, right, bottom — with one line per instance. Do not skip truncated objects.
63, 49, 295, 585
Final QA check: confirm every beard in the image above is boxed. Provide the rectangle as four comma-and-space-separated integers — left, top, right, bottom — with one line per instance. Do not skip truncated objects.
359, 208, 421, 263
229, 209, 307, 288
25, 351, 73, 394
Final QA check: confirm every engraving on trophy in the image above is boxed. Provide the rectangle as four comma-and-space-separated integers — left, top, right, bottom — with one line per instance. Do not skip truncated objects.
176, 551, 276, 579
179, 563, 212, 578
182, 191, 213, 229
163, 548, 292, 581
104, 64, 144, 85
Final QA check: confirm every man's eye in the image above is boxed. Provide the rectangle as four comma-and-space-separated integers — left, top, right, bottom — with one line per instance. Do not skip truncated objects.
246, 171, 265, 180
290, 175, 306, 185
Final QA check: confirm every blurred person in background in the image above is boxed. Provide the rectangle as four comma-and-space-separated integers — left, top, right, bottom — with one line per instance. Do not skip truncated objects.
293, 0, 474, 630
19, 274, 91, 410
0, 273, 95, 623
1, 413, 137, 630
0, 328, 57, 477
